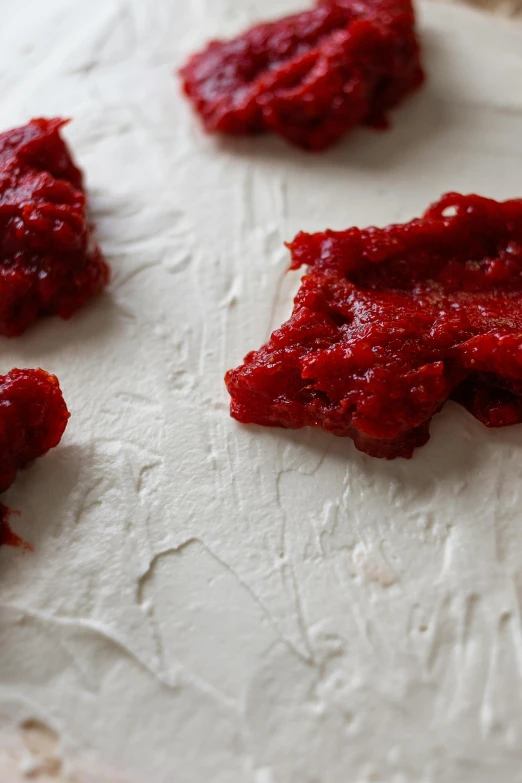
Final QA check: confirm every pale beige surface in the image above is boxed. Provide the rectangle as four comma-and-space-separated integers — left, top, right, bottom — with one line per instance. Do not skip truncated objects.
0, 1, 519, 782
0, 720, 128, 783
435, 0, 522, 16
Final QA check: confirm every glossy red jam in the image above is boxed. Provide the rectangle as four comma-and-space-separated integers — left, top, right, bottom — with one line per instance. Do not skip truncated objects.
226, 193, 522, 459
0, 118, 109, 336
180, 0, 424, 151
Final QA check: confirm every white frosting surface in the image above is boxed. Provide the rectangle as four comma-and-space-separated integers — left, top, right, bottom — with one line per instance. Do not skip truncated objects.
0, 1, 522, 781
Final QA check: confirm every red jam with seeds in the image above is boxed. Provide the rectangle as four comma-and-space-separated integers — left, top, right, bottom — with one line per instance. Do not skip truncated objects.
226, 194, 522, 459
0, 118, 109, 336
180, 0, 424, 151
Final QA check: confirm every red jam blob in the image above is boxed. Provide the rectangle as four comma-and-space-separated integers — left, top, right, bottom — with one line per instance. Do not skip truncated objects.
0, 118, 109, 337
179, 0, 424, 151
226, 193, 522, 459
0, 368, 69, 496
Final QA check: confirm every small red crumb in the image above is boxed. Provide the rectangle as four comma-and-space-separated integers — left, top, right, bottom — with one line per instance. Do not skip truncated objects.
0, 368, 69, 546
225, 193, 522, 459
179, 0, 424, 151
0, 505, 32, 551
0, 118, 109, 336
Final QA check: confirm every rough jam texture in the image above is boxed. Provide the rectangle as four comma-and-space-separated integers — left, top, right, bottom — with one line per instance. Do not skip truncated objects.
226, 193, 522, 458
0, 368, 69, 495
0, 118, 109, 337
179, 0, 424, 150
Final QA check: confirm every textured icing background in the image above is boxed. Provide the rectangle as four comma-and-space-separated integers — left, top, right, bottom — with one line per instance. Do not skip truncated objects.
0, 1, 522, 781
